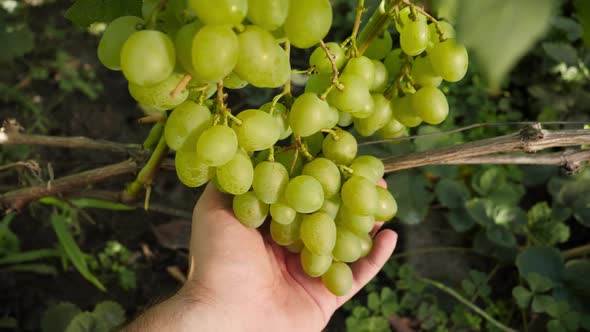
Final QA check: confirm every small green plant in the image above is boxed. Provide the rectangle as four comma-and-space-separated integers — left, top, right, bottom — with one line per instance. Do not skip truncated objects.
41, 301, 126, 332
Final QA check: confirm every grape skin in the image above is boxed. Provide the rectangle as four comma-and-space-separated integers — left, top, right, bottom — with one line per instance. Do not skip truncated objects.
322, 262, 353, 296
300, 212, 337, 256
120, 30, 176, 86
285, 175, 325, 213
164, 101, 211, 151
252, 161, 289, 204
98, 16, 144, 71
196, 125, 238, 167
284, 0, 332, 49
233, 191, 269, 228
216, 149, 254, 195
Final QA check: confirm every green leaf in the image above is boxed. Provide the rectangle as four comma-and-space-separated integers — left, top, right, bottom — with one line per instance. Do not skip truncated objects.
486, 224, 516, 248
64, 312, 107, 332
386, 170, 434, 225
493, 205, 527, 227
526, 273, 554, 293
447, 208, 476, 233
65, 0, 143, 28
512, 286, 533, 309
516, 246, 565, 284
561, 311, 580, 331
0, 249, 61, 265
50, 214, 106, 291
465, 199, 494, 226
380, 288, 399, 316
563, 259, 590, 299
41, 302, 82, 332
532, 294, 556, 313
435, 179, 470, 209
92, 301, 125, 330
0, 213, 19, 256
472, 168, 505, 196
527, 202, 571, 245
473, 231, 518, 262
455, 0, 558, 89
547, 319, 567, 332
367, 292, 381, 312
0, 23, 34, 62
542, 42, 578, 66
552, 17, 583, 42
546, 301, 570, 318
69, 198, 135, 211
4, 263, 57, 275
575, 0, 590, 47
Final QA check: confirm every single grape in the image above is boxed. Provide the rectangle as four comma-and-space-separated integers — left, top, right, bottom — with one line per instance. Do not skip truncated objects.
286, 239, 304, 254
309, 42, 345, 74
175, 21, 202, 76
284, 0, 332, 48
285, 175, 324, 213
175, 146, 215, 187
364, 31, 393, 60
411, 86, 449, 125
354, 94, 392, 137
128, 72, 189, 111
270, 201, 296, 225
260, 102, 292, 139
216, 149, 254, 195
253, 161, 289, 204
120, 30, 176, 86
270, 214, 302, 246
319, 195, 341, 219
349, 155, 385, 184
336, 206, 375, 235
301, 247, 332, 277
384, 48, 404, 79
289, 93, 332, 137
375, 186, 398, 221
98, 16, 144, 70
165, 101, 211, 151
400, 20, 430, 56
300, 212, 337, 256
411, 55, 442, 87
370, 60, 389, 93
247, 0, 289, 31
429, 38, 469, 82
233, 191, 269, 228
189, 0, 247, 26
224, 72, 249, 89
232, 109, 281, 151
358, 233, 373, 258
196, 125, 238, 166
391, 95, 422, 128
302, 158, 341, 198
394, 6, 427, 32
304, 74, 331, 95
428, 21, 456, 46
327, 74, 374, 114
343, 56, 375, 87
322, 128, 358, 165
332, 227, 362, 263
341, 176, 378, 216
192, 25, 239, 83
338, 111, 353, 127
322, 262, 353, 296
378, 118, 408, 139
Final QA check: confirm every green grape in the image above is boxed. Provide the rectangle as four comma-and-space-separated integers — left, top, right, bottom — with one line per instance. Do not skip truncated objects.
165, 101, 211, 151
98, 16, 144, 70
196, 125, 238, 166
233, 191, 269, 228
400, 20, 430, 56
378, 118, 408, 139
270, 201, 296, 225
286, 239, 304, 254
327, 74, 374, 114
301, 247, 332, 277
235, 25, 291, 88
319, 195, 341, 219
304, 74, 331, 95
253, 161, 289, 204
275, 149, 304, 176
121, 30, 176, 86
336, 206, 375, 235
429, 39, 469, 82
247, 0, 289, 31
384, 48, 404, 79
325, 106, 340, 129
285, 175, 324, 213
343, 56, 375, 87
370, 60, 389, 93
289, 93, 332, 137
332, 227, 362, 263
270, 214, 302, 245
216, 149, 254, 195
411, 86, 449, 125
322, 262, 353, 296
375, 186, 397, 221
284, 0, 332, 48
302, 158, 341, 198
233, 109, 281, 151
322, 128, 358, 165
191, 25, 239, 83
338, 111, 353, 127
189, 0, 247, 26
411, 55, 442, 87
341, 176, 378, 216
175, 22, 202, 76
224, 72, 249, 89
309, 42, 345, 74
128, 72, 189, 110
391, 95, 422, 128
303, 132, 326, 157
260, 102, 291, 139
175, 145, 215, 187
364, 31, 393, 60
428, 21, 456, 45
350, 101, 374, 119
353, 94, 392, 137
349, 155, 384, 184
300, 212, 337, 255
143, 0, 185, 36
358, 233, 373, 258
394, 6, 426, 32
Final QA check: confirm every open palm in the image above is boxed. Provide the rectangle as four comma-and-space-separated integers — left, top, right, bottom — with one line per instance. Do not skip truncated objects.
185, 184, 398, 332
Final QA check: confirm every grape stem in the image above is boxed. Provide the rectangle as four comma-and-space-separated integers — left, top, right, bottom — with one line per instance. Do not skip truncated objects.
268, 146, 275, 162
319, 40, 344, 101
400, 0, 446, 41
338, 165, 354, 177
349, 0, 366, 57
321, 128, 340, 140
138, 114, 165, 124
295, 136, 314, 161
356, 0, 405, 56
170, 74, 192, 98
147, 0, 170, 29
216, 81, 242, 126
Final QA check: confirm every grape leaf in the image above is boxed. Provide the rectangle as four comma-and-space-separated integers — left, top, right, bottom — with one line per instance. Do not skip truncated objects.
65, 0, 142, 28
0, 23, 34, 62
455, 0, 558, 89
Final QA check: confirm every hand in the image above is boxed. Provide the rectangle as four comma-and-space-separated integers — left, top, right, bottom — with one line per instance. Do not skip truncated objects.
126, 182, 398, 332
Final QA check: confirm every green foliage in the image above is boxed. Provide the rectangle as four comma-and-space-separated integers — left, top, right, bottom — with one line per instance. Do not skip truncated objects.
516, 246, 564, 283
386, 170, 434, 225
0, 22, 34, 62
527, 202, 570, 245
65, 0, 143, 28
575, 0, 590, 47
42, 301, 125, 332
41, 303, 82, 332
87, 241, 137, 291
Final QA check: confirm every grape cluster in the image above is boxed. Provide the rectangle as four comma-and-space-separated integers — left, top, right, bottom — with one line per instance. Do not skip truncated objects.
96, 0, 467, 296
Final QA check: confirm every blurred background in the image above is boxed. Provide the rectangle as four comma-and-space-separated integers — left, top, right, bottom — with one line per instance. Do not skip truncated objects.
1, 0, 589, 331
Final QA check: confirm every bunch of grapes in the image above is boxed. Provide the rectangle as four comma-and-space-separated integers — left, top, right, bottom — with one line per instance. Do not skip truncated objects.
96, 0, 468, 296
